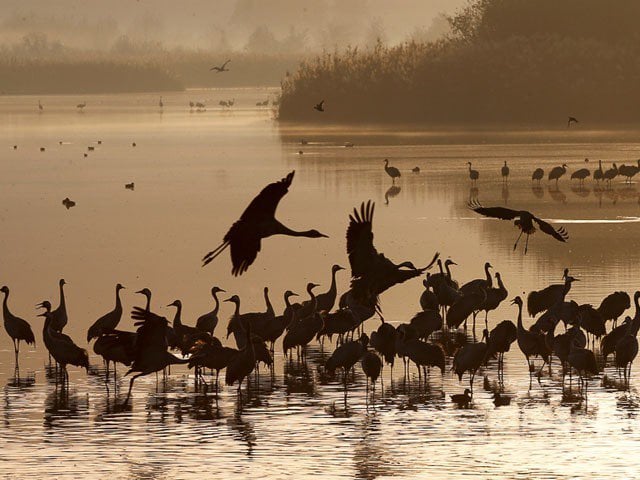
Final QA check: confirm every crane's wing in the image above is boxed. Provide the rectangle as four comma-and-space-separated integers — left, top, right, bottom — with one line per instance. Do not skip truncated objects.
319, 100, 324, 107
130, 307, 169, 356
532, 216, 569, 243
229, 233, 261, 276
347, 201, 378, 277
236, 171, 294, 223
468, 201, 521, 220
222, 59, 231, 68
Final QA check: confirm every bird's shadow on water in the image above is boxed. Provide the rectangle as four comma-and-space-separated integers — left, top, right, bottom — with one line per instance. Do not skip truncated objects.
570, 183, 591, 198
547, 185, 567, 204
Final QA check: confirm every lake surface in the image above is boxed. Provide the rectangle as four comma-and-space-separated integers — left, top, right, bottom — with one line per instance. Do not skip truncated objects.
1, 89, 640, 479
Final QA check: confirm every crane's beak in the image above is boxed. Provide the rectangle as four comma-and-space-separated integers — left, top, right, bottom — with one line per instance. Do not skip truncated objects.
135, 290, 144, 294
35, 302, 46, 309
290, 292, 298, 297
36, 312, 46, 318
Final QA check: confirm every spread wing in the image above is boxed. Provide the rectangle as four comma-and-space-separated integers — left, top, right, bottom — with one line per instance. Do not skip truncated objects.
236, 171, 294, 224
346, 201, 378, 277
222, 59, 231, 69
533, 216, 569, 243
130, 307, 169, 353
468, 201, 521, 220
229, 234, 261, 276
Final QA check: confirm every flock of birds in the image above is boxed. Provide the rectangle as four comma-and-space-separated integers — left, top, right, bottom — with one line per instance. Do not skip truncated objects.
3, 169, 639, 410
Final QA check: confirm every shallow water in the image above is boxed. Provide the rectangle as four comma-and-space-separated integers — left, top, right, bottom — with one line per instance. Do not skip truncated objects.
1, 89, 640, 479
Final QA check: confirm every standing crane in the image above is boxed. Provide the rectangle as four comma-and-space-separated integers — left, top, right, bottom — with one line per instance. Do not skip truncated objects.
196, 286, 225, 336
87, 283, 125, 342
383, 159, 401, 184
1, 286, 35, 364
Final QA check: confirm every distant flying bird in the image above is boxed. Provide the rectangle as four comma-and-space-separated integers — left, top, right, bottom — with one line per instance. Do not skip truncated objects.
159, 96, 163, 109
314, 100, 324, 112
210, 59, 231, 72
468, 201, 568, 254
76, 102, 86, 111
38, 100, 43, 112
202, 171, 328, 275
62, 197, 76, 209
567, 116, 579, 127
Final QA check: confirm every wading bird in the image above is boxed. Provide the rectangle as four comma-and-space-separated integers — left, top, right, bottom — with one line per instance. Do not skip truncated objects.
532, 168, 544, 183
1, 286, 35, 364
87, 283, 125, 342
315, 265, 345, 312
452, 329, 488, 392
202, 171, 328, 275
527, 269, 577, 317
123, 306, 189, 404
514, 296, 549, 385
37, 279, 68, 332
196, 286, 225, 336
361, 350, 383, 393
501, 161, 509, 183
210, 59, 231, 72
384, 159, 401, 184
571, 167, 591, 184
450, 388, 472, 407
468, 201, 568, 254
548, 164, 568, 185
467, 162, 479, 184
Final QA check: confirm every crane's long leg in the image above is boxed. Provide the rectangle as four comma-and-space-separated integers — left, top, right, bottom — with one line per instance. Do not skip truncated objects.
524, 234, 530, 255
123, 373, 143, 405
513, 230, 524, 251
202, 241, 230, 266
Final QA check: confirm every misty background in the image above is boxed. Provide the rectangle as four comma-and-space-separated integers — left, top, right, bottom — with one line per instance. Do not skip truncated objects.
1, 0, 458, 55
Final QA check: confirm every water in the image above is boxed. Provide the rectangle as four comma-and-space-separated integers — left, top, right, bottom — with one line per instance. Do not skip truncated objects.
1, 89, 640, 479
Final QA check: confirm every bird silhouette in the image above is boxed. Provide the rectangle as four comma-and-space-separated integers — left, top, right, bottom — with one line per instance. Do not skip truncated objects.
532, 168, 544, 183
87, 283, 125, 342
598, 291, 630, 327
346, 200, 438, 315
384, 159, 401, 184
188, 338, 237, 390
468, 201, 568, 254
467, 162, 479, 184
501, 161, 509, 183
567, 116, 579, 127
593, 160, 604, 183
370, 317, 397, 372
202, 171, 327, 275
196, 286, 225, 336
450, 388, 472, 407
123, 306, 189, 404
210, 59, 231, 72
603, 163, 618, 185
419, 278, 439, 311
361, 350, 383, 393
486, 320, 517, 376
459, 262, 493, 296
481, 272, 508, 329
571, 167, 590, 184
158, 96, 163, 109
409, 309, 442, 341
225, 321, 257, 393
325, 333, 369, 394
37, 279, 68, 332
514, 296, 549, 385
76, 102, 86, 111
548, 164, 568, 185
452, 329, 488, 392
313, 100, 324, 112
1, 286, 35, 364
38, 307, 89, 383
527, 269, 577, 317
315, 264, 345, 312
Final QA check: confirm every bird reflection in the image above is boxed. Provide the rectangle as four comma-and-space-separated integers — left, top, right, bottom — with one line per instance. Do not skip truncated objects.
547, 185, 567, 203
593, 183, 605, 207
570, 183, 591, 198
284, 359, 317, 397
531, 184, 544, 199
353, 413, 396, 480
384, 185, 401, 205
468, 186, 479, 202
7, 367, 36, 389
501, 184, 509, 205
44, 387, 88, 428
227, 409, 256, 456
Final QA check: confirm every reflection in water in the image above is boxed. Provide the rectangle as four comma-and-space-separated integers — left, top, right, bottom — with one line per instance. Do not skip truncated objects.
384, 185, 401, 205
531, 184, 544, 199
469, 186, 479, 202
501, 184, 509, 205
547, 185, 567, 204
3, 93, 640, 478
571, 183, 591, 198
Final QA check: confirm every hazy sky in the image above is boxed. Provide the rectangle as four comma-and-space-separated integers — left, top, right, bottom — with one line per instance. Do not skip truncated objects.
0, 0, 466, 51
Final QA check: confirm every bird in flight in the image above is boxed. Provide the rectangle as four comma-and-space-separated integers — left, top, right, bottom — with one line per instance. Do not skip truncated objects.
202, 171, 328, 276
567, 116, 579, 127
210, 60, 231, 72
346, 200, 439, 312
314, 100, 324, 112
468, 200, 568, 254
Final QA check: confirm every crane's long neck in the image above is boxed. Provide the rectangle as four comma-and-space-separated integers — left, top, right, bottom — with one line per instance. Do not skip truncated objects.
274, 222, 318, 238
284, 294, 292, 309
145, 294, 151, 312
115, 288, 122, 312
264, 289, 274, 315
497, 275, 506, 293
516, 302, 524, 332
59, 283, 66, 310
563, 279, 573, 297
632, 294, 640, 335
308, 287, 317, 310
2, 291, 8, 318
212, 291, 220, 315
437, 259, 444, 274
445, 263, 453, 279
233, 300, 240, 317
485, 265, 492, 287
328, 270, 338, 297
173, 304, 182, 329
